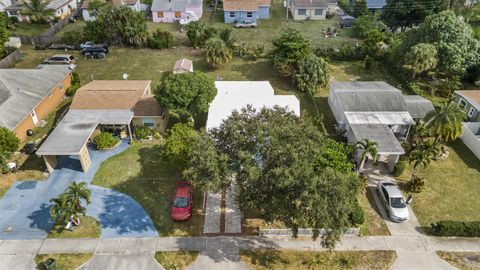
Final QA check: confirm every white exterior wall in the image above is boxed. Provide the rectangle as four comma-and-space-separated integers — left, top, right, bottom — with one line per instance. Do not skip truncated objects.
290, 6, 327, 20
460, 122, 480, 160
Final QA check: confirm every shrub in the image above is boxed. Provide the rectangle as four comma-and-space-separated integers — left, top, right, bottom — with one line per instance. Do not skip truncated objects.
66, 72, 81, 96
393, 160, 406, 177
0, 127, 20, 154
408, 175, 425, 193
349, 199, 365, 227
61, 29, 85, 45
314, 45, 365, 61
134, 126, 160, 140
431, 221, 480, 237
147, 30, 173, 49
93, 132, 119, 150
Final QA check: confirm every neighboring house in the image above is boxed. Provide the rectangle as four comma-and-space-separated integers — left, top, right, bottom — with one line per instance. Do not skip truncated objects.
151, 0, 203, 23
0, 0, 12, 11
206, 81, 300, 130
328, 81, 434, 172
454, 90, 480, 160
0, 65, 73, 142
290, 0, 328, 21
81, 0, 141, 21
223, 0, 270, 24
6, 0, 76, 21
36, 80, 168, 173
349, 0, 386, 12
173, 58, 193, 74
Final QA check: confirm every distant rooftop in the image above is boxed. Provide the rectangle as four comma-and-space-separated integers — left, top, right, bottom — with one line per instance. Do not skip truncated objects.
291, 0, 327, 8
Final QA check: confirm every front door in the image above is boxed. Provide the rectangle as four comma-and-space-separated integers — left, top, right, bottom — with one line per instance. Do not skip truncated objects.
31, 110, 39, 125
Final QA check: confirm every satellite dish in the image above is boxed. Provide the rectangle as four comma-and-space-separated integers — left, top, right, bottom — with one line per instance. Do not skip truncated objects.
122, 73, 129, 80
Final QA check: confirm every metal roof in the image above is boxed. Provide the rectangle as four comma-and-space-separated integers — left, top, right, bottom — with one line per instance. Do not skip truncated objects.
206, 81, 300, 130
36, 110, 133, 156
350, 124, 404, 154
47, 0, 74, 10
404, 95, 435, 119
0, 65, 72, 130
345, 112, 415, 125
291, 0, 327, 8
151, 0, 202, 11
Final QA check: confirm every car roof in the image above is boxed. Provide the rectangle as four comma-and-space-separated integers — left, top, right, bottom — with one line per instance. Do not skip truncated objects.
175, 184, 190, 197
381, 182, 403, 198
52, 54, 73, 58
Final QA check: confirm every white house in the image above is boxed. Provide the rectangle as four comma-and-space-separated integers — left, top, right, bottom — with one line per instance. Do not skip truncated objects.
6, 0, 76, 22
206, 81, 300, 130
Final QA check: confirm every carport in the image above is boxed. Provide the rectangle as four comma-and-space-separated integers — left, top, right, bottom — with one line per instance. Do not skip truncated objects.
36, 109, 134, 173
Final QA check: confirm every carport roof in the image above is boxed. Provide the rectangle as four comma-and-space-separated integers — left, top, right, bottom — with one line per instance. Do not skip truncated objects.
36, 110, 133, 156
350, 124, 405, 155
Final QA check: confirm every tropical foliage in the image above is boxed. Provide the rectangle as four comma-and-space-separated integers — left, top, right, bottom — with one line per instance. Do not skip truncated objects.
404, 43, 438, 79
93, 132, 119, 150
352, 0, 369, 18
204, 38, 232, 69
355, 139, 378, 172
147, 30, 174, 49
292, 55, 330, 96
381, 0, 446, 31
425, 101, 465, 143
272, 28, 312, 77
21, 0, 53, 23
0, 127, 20, 173
185, 22, 218, 49
163, 123, 199, 170
50, 182, 91, 229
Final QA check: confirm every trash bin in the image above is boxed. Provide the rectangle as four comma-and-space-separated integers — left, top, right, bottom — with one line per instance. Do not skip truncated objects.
39, 258, 56, 270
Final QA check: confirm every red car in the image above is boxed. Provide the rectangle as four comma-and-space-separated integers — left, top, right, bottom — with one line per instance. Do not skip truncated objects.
171, 181, 194, 221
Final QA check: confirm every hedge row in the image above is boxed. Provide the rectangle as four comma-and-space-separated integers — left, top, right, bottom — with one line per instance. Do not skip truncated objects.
431, 221, 480, 237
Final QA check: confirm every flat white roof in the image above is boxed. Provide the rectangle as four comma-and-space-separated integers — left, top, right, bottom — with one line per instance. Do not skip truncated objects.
345, 112, 415, 126
206, 81, 300, 130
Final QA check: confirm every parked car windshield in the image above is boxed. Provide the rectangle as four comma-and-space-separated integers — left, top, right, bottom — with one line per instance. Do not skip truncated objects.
390, 197, 406, 208
173, 197, 189, 208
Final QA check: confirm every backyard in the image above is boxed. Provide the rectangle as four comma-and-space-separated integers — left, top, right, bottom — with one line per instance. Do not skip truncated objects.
10, 22, 50, 36
92, 141, 204, 236
397, 140, 480, 228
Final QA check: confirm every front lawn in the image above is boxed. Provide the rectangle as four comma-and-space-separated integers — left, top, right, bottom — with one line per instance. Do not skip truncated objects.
240, 250, 397, 270
155, 251, 199, 270
35, 253, 92, 270
48, 216, 101, 238
11, 22, 50, 36
397, 140, 480, 227
92, 142, 204, 236
437, 251, 480, 270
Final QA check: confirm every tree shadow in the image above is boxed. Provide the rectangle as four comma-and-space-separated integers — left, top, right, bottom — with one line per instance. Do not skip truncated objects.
18, 154, 46, 172
27, 203, 54, 233
450, 139, 480, 173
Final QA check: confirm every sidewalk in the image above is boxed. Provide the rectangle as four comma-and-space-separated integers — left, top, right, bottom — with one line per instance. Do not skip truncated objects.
0, 236, 478, 255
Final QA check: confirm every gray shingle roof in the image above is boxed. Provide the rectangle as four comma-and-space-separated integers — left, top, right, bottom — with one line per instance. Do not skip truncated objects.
404, 95, 435, 119
350, 124, 405, 154
0, 65, 72, 130
330, 81, 407, 112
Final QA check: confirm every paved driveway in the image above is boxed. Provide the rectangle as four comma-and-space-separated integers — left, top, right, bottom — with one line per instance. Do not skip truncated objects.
78, 253, 164, 270
0, 140, 157, 239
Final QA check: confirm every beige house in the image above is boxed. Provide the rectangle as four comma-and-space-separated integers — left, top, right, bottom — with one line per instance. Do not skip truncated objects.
290, 0, 327, 21
36, 80, 168, 173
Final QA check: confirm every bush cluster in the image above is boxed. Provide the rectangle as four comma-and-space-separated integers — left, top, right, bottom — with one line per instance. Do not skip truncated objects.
315, 45, 366, 61
349, 199, 365, 227
147, 30, 173, 50
66, 72, 81, 96
61, 29, 85, 45
134, 126, 160, 140
393, 160, 406, 177
93, 132, 119, 150
431, 221, 480, 237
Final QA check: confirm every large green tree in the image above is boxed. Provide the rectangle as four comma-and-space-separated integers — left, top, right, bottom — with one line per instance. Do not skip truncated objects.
188, 106, 361, 248
381, 0, 447, 31
400, 11, 479, 76
355, 139, 378, 172
155, 71, 216, 119
0, 127, 20, 173
425, 101, 465, 143
351, 14, 385, 39
352, 0, 369, 18
204, 38, 232, 69
21, 0, 53, 23
404, 43, 438, 79
272, 28, 312, 77
50, 182, 91, 228
163, 123, 199, 170
185, 22, 218, 49
84, 6, 148, 46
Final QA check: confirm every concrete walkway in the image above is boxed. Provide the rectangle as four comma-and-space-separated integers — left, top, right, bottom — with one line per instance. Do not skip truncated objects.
78, 253, 164, 270
0, 140, 158, 239
225, 181, 242, 234
187, 238, 248, 270
203, 192, 221, 234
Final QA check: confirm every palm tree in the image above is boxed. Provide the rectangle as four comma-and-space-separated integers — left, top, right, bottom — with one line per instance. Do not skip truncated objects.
49, 194, 71, 226
21, 0, 53, 23
425, 101, 466, 143
355, 139, 378, 172
218, 27, 237, 49
64, 181, 91, 219
409, 140, 438, 177
204, 38, 232, 69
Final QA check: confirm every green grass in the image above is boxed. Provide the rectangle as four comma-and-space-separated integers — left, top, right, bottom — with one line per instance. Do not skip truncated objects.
48, 216, 101, 238
35, 254, 92, 270
240, 250, 397, 270
397, 140, 480, 228
11, 22, 50, 36
437, 251, 480, 270
56, 21, 87, 37
92, 142, 204, 236
358, 189, 390, 236
155, 251, 199, 270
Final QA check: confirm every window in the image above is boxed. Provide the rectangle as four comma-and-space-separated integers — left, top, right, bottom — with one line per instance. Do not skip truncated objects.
298, 9, 306, 15
175, 12, 181, 18
229, 11, 235, 17
381, 187, 389, 202
157, 11, 163, 18
468, 107, 475, 117
459, 98, 467, 109
246, 12, 253, 18
314, 9, 323, 15
142, 117, 155, 127
8, 10, 18, 16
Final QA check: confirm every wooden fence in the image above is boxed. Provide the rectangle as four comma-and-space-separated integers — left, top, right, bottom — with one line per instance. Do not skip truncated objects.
0, 49, 21, 68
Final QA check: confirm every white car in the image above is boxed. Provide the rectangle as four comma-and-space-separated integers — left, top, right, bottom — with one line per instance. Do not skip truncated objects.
80, 41, 95, 50
235, 20, 258, 28
376, 181, 410, 222
179, 12, 199, 25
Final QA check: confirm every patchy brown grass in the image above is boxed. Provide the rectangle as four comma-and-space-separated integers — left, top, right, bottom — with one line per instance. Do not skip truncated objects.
154, 251, 199, 270
437, 251, 480, 270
